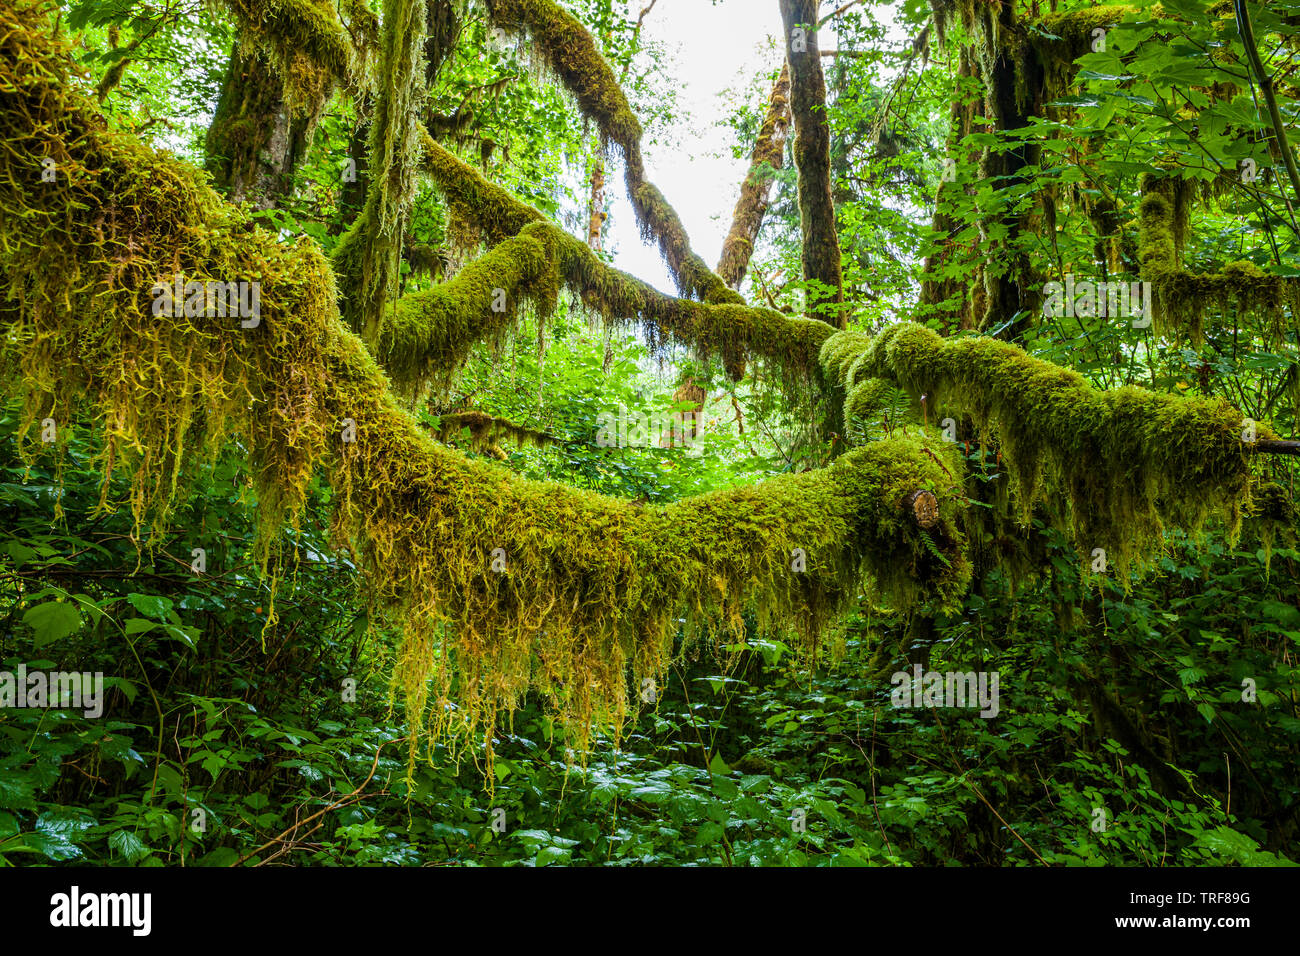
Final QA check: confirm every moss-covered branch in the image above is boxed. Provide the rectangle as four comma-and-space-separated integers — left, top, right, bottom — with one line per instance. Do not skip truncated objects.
376, 212, 836, 391
718, 62, 791, 291
483, 0, 743, 306
435, 410, 558, 451
821, 322, 1275, 576
418, 130, 546, 243
397, 133, 838, 389
1139, 173, 1300, 344
0, 0, 969, 756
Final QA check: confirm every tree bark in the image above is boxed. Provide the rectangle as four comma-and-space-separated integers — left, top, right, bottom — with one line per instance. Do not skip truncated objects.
205, 41, 316, 210
779, 0, 846, 329
717, 62, 791, 290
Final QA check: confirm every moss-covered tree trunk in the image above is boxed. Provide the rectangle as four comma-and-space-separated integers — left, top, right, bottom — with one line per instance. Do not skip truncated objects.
975, 0, 1040, 339
333, 0, 429, 342
779, 0, 845, 329
718, 62, 791, 291
205, 41, 317, 209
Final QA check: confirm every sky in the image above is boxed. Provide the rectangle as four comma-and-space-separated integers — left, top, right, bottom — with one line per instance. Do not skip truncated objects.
602, 0, 841, 294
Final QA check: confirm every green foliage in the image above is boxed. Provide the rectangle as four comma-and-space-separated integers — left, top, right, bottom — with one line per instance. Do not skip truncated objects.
3, 0, 1299, 870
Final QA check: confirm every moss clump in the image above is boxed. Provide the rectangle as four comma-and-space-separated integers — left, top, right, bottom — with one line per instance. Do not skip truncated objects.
819, 331, 898, 441
1248, 481, 1296, 572
0, 0, 970, 763
219, 0, 377, 102
833, 322, 1273, 577
1139, 173, 1300, 344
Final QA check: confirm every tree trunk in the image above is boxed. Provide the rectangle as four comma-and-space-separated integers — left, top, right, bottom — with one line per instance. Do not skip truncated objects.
717, 62, 791, 290
778, 0, 846, 328
205, 41, 316, 210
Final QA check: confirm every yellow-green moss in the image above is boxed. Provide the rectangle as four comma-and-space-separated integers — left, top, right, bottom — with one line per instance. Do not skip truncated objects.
824, 323, 1273, 578
1139, 173, 1300, 344
381, 159, 838, 390
0, 0, 970, 763
484, 0, 742, 307
219, 0, 376, 103
419, 132, 545, 245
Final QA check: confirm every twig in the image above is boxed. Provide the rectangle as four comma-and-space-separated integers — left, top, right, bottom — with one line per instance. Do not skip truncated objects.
231, 736, 404, 867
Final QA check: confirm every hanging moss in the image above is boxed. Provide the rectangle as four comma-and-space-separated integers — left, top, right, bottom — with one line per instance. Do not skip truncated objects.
484, 0, 742, 307
1247, 481, 1296, 572
435, 410, 557, 452
376, 225, 558, 393
333, 0, 428, 342
1139, 173, 1300, 344
388, 150, 840, 391
1029, 6, 1139, 115
419, 132, 545, 245
822, 323, 1273, 578
0, 0, 970, 762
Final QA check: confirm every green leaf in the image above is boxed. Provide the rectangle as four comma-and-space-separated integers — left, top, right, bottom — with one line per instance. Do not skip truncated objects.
108, 828, 150, 862
22, 600, 81, 647
127, 592, 174, 621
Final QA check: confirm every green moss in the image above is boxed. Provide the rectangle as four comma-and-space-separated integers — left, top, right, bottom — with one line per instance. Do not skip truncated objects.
485, 0, 742, 308
1249, 481, 1296, 573
1139, 173, 1300, 344
419, 132, 545, 246
834, 322, 1272, 578
377, 225, 557, 393
333, 0, 427, 341
219, 0, 376, 104
0, 0, 970, 763
375, 172, 836, 391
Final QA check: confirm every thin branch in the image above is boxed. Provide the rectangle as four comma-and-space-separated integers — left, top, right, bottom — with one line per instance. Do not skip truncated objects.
1236, 0, 1300, 216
